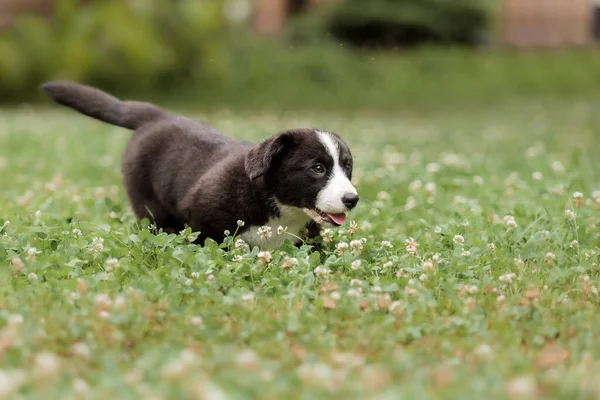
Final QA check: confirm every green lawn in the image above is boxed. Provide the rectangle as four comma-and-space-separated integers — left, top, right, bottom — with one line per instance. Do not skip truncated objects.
1, 100, 599, 399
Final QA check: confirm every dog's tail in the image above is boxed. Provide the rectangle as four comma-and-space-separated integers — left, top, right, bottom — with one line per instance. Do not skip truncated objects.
40, 81, 169, 130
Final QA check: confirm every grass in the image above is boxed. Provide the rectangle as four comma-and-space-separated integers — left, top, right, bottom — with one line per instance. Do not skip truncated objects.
7, 39, 600, 115
0, 98, 600, 399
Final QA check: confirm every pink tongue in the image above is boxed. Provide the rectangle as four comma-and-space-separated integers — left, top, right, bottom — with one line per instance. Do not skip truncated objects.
327, 213, 347, 225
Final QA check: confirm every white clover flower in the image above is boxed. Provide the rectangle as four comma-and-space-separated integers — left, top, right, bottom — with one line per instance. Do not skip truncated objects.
499, 273, 516, 283
514, 257, 524, 268
376, 191, 390, 200
388, 301, 403, 313
405, 238, 418, 255
257, 226, 272, 239
7, 314, 23, 326
105, 258, 120, 272
422, 260, 434, 272
71, 342, 91, 359
405, 287, 417, 296
474, 344, 494, 361
257, 251, 272, 264
348, 220, 358, 235
94, 294, 112, 310
564, 209, 575, 220
404, 196, 418, 211
335, 242, 349, 255
26, 247, 39, 261
241, 293, 255, 304
282, 257, 298, 270
34, 352, 60, 377
408, 180, 422, 193
551, 161, 565, 175
426, 163, 440, 173
321, 229, 334, 243
88, 237, 104, 254
73, 379, 90, 395
424, 182, 436, 197
453, 235, 465, 245
507, 376, 537, 397
350, 239, 364, 255
384, 152, 405, 167
503, 215, 518, 230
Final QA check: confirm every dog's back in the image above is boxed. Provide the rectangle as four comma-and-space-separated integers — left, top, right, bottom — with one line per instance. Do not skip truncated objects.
42, 81, 254, 235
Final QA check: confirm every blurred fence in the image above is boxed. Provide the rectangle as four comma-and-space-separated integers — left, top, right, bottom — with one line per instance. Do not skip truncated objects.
252, 0, 599, 49
0, 0, 51, 29
252, 0, 328, 34
501, 0, 594, 48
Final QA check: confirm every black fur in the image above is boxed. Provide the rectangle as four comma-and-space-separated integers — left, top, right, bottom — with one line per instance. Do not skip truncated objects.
41, 81, 356, 247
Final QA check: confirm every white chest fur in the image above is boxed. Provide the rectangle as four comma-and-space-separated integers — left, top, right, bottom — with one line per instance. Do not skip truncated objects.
240, 205, 313, 249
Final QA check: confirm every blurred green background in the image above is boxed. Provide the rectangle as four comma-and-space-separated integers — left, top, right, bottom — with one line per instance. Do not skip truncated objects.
1, 0, 600, 113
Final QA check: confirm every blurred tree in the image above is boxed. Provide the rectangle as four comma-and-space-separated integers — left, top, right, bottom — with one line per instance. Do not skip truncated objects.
0, 0, 231, 101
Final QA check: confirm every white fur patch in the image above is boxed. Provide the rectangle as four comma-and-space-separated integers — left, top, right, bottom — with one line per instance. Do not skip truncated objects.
241, 204, 312, 249
315, 131, 357, 213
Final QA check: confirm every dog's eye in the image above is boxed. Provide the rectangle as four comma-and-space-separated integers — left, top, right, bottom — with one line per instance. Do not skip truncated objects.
346, 162, 352, 170
312, 164, 325, 174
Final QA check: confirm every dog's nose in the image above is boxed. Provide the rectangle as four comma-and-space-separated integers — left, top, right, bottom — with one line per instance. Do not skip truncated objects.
342, 193, 359, 210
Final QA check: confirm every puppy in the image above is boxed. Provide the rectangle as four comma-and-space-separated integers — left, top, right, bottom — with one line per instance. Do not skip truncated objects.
41, 81, 359, 248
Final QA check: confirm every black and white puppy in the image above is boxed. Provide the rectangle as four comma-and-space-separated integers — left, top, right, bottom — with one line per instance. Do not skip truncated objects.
41, 81, 359, 249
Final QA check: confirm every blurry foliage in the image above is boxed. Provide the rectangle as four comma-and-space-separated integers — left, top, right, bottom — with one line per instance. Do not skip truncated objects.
0, 0, 599, 112
287, 0, 490, 48
0, 0, 231, 102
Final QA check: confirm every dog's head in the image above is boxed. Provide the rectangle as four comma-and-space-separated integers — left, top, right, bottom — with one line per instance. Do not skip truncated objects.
245, 128, 359, 226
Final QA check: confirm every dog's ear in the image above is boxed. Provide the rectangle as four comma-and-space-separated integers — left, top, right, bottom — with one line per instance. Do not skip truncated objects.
245, 132, 294, 180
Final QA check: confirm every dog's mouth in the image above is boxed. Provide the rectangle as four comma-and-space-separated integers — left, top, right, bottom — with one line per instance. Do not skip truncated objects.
303, 208, 347, 226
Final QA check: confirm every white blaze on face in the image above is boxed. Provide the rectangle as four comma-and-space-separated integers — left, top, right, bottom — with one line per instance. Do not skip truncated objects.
315, 131, 357, 213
